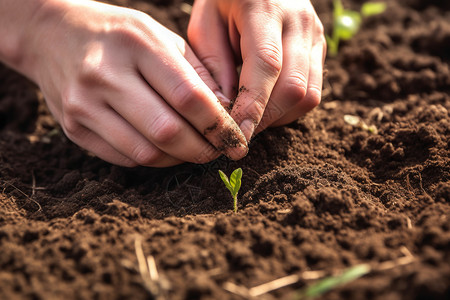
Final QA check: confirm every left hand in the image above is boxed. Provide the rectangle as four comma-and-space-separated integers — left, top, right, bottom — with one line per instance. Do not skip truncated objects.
188, 0, 326, 141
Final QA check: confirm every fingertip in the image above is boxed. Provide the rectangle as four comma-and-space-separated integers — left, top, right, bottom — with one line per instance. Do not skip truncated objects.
225, 143, 249, 161
210, 116, 249, 160
239, 118, 255, 142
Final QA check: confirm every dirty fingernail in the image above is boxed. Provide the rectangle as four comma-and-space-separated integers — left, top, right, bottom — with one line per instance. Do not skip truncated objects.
225, 141, 248, 161
240, 119, 255, 142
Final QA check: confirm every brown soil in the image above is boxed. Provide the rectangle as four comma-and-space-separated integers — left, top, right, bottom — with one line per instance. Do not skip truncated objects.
1, 0, 449, 299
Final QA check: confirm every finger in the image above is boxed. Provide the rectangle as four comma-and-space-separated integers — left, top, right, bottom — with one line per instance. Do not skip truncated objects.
268, 35, 325, 128
72, 101, 184, 167
106, 76, 222, 164
230, 6, 284, 141
183, 46, 231, 110
136, 39, 248, 160
188, 0, 238, 101
61, 121, 136, 167
255, 11, 315, 132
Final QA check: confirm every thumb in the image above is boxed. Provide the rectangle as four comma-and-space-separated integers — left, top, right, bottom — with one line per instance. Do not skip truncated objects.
188, 0, 238, 102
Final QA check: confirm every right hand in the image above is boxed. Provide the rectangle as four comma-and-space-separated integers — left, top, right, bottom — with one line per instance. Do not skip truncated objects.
19, 0, 248, 167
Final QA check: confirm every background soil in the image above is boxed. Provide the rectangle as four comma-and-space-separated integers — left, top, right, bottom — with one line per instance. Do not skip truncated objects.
1, 0, 449, 299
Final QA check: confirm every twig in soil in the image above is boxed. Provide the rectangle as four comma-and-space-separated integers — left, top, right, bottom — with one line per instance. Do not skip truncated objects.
406, 216, 413, 229
249, 274, 305, 297
416, 172, 432, 198
223, 270, 326, 298
405, 171, 432, 199
223, 282, 251, 298
135, 237, 170, 300
2, 180, 42, 212
244, 167, 261, 178
31, 171, 46, 197
405, 173, 415, 196
206, 267, 223, 277
224, 248, 415, 299
376, 246, 414, 272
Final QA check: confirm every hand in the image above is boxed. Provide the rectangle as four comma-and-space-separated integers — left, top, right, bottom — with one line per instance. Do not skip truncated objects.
188, 0, 326, 141
18, 0, 248, 167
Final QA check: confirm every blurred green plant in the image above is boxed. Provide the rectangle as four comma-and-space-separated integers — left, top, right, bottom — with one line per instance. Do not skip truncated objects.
218, 168, 242, 213
326, 0, 386, 56
294, 264, 371, 299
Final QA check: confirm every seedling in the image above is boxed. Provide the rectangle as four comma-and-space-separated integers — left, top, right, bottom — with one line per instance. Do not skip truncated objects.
344, 114, 378, 134
218, 168, 242, 213
326, 0, 386, 56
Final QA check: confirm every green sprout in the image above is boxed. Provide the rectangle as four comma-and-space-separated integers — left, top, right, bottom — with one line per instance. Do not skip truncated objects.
295, 264, 371, 299
326, 0, 386, 56
218, 168, 243, 213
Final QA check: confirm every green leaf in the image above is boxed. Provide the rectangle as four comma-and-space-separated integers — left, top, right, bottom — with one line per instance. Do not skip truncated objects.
219, 168, 243, 213
230, 168, 242, 197
361, 2, 386, 17
218, 170, 233, 195
335, 11, 361, 41
295, 264, 371, 299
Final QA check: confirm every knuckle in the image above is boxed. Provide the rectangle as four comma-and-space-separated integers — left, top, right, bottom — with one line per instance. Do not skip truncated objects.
148, 113, 181, 145
304, 86, 322, 111
244, 0, 282, 17
131, 145, 164, 166
192, 63, 213, 82
196, 54, 220, 77
170, 80, 203, 112
255, 43, 283, 77
298, 7, 315, 29
61, 116, 82, 139
109, 17, 149, 49
60, 89, 90, 140
78, 51, 112, 88
284, 73, 308, 105
62, 92, 85, 119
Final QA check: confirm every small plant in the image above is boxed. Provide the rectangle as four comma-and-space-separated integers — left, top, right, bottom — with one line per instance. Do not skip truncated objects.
326, 0, 386, 56
218, 168, 243, 213
344, 114, 378, 134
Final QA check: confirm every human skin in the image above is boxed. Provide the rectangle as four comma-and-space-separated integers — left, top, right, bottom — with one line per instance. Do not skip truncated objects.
0, 0, 248, 167
0, 0, 324, 167
189, 0, 326, 140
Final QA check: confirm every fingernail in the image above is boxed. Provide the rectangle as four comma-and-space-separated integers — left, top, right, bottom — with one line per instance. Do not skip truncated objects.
215, 91, 231, 108
240, 119, 255, 142
225, 141, 248, 161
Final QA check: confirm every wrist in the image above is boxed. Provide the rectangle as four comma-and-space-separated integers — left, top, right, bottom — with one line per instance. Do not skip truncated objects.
0, 0, 71, 81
